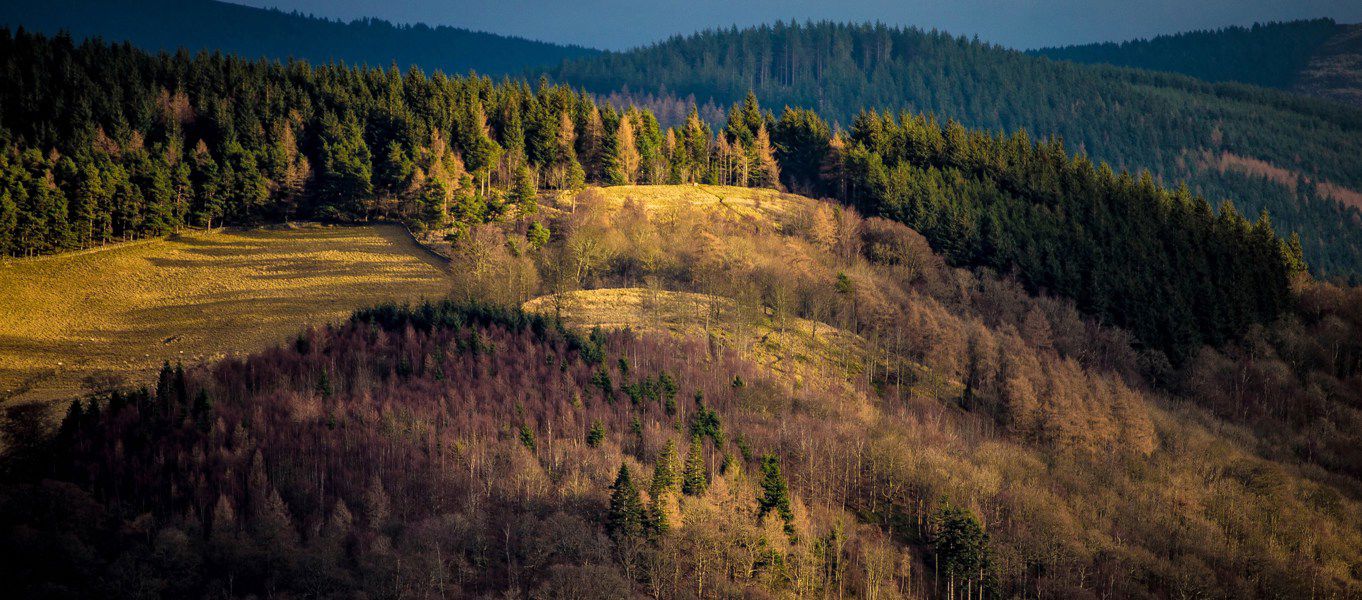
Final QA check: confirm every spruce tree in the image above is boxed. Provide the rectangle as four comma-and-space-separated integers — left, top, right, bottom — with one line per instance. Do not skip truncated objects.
606, 464, 646, 539
682, 435, 708, 496
587, 419, 605, 448
511, 164, 537, 215
650, 439, 681, 498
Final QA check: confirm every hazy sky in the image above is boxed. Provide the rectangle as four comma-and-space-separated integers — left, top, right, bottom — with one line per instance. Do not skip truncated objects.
228, 0, 1362, 51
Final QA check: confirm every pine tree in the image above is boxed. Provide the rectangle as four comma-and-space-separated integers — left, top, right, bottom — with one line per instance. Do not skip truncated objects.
931, 501, 990, 598
557, 111, 585, 189
650, 439, 681, 497
587, 419, 605, 448
758, 454, 794, 534
318, 112, 373, 218
683, 108, 711, 183
606, 464, 646, 539
682, 435, 708, 496
511, 164, 538, 215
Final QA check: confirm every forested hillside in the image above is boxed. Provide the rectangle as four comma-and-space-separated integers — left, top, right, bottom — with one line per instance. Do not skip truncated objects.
1033, 19, 1342, 90
546, 21, 1362, 279
0, 0, 597, 76
0, 30, 1300, 364
3, 181, 1361, 596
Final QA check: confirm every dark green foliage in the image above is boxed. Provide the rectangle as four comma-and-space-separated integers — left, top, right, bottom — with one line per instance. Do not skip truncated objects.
688, 394, 724, 446
757, 454, 793, 535
191, 390, 213, 432
511, 164, 537, 214
931, 502, 991, 592
649, 439, 680, 498
839, 109, 1297, 362
518, 424, 537, 451
681, 435, 708, 496
1033, 19, 1341, 90
606, 464, 646, 539
586, 420, 605, 448
590, 368, 614, 399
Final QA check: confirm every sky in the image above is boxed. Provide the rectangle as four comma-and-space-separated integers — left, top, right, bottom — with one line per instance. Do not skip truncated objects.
228, 0, 1362, 51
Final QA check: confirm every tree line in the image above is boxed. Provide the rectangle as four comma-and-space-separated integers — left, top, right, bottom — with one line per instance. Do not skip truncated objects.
0, 29, 784, 257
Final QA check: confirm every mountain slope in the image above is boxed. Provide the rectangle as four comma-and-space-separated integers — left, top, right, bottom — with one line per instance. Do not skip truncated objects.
0, 0, 598, 75
546, 21, 1362, 279
1032, 19, 1344, 92
1294, 23, 1362, 107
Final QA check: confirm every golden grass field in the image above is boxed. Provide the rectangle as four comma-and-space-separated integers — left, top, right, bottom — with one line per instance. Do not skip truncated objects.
523, 287, 867, 385
554, 184, 807, 228
0, 224, 450, 406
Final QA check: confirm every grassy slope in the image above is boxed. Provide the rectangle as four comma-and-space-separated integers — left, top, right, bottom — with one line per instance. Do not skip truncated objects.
0, 224, 449, 405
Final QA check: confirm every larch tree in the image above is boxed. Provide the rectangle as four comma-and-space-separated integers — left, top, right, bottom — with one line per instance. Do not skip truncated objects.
616, 115, 641, 185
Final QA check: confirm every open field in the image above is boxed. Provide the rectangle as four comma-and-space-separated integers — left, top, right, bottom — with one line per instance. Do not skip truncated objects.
0, 224, 450, 406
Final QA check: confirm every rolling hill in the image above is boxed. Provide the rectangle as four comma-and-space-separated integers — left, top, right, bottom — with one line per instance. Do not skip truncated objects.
0, 0, 598, 75
545, 21, 1362, 280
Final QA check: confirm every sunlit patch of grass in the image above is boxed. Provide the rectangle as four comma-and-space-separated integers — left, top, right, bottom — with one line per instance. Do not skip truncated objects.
552, 184, 809, 228
0, 224, 450, 405
525, 287, 871, 386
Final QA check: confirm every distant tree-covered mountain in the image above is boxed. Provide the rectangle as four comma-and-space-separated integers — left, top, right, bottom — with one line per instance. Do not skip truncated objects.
546, 21, 1362, 280
0, 0, 599, 75
1032, 19, 1343, 90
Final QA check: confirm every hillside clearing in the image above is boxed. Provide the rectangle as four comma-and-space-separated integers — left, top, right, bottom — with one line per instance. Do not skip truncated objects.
522, 287, 954, 398
0, 224, 449, 406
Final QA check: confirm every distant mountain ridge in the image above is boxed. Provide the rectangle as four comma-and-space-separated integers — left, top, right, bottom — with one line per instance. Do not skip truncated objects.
1033, 18, 1362, 108
0, 0, 599, 75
